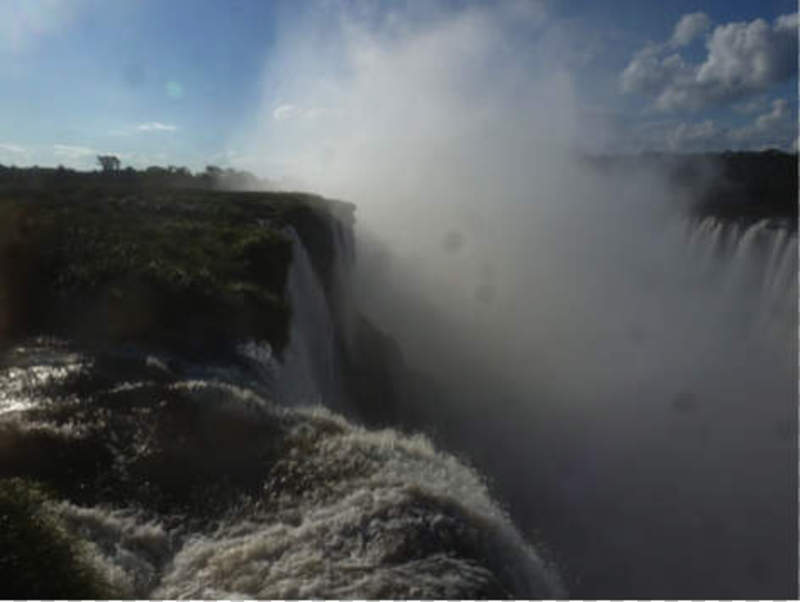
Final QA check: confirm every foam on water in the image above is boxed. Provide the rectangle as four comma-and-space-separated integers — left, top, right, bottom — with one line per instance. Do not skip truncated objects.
154, 406, 561, 599
0, 341, 562, 599
0, 355, 90, 415
52, 503, 173, 597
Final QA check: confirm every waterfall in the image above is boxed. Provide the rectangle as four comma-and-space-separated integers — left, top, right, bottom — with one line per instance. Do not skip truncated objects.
683, 217, 797, 332
243, 227, 346, 409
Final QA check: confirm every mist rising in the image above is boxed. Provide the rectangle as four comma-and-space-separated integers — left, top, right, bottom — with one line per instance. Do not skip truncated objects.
234, 4, 798, 597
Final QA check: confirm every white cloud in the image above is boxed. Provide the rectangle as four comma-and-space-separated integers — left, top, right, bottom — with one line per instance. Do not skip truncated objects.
0, 143, 173, 169
732, 95, 769, 114
622, 12, 798, 111
636, 96, 796, 152
0, 142, 31, 165
136, 122, 177, 132
728, 97, 796, 149
52, 144, 97, 159
0, 143, 27, 154
665, 119, 720, 150
754, 97, 790, 130
273, 104, 301, 121
696, 16, 796, 93
670, 12, 710, 47
51, 144, 134, 166
272, 103, 331, 122
621, 45, 693, 97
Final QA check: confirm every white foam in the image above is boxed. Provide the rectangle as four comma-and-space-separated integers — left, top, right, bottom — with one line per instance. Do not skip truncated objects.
0, 360, 89, 415
53, 502, 172, 597
153, 405, 562, 599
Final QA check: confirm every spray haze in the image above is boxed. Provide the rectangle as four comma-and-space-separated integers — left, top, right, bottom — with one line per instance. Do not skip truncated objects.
0, 1, 795, 598
231, 3, 797, 597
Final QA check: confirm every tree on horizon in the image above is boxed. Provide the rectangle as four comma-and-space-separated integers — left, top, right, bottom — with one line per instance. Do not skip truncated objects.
97, 155, 121, 172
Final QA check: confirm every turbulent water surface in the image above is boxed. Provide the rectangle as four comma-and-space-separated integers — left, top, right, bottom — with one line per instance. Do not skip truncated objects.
0, 338, 564, 598
0, 202, 796, 599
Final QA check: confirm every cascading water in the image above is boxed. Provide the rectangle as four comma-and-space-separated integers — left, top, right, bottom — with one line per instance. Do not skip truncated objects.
0, 222, 564, 599
244, 227, 345, 409
0, 339, 562, 598
681, 217, 797, 337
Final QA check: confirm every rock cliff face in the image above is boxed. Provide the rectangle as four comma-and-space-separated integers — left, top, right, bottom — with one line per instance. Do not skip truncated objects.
0, 185, 562, 599
0, 188, 404, 423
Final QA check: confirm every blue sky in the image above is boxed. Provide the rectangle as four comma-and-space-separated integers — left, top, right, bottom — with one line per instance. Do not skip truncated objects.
0, 0, 796, 175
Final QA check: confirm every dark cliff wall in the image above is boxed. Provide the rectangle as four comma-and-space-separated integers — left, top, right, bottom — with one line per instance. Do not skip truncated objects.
0, 182, 408, 427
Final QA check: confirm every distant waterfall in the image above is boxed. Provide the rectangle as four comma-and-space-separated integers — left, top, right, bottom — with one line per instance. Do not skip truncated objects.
681, 217, 797, 332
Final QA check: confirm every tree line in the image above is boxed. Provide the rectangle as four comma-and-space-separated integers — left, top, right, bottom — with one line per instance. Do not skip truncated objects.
0, 157, 273, 192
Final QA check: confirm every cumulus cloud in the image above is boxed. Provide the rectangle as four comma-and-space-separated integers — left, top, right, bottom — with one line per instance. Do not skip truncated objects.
670, 12, 710, 47
136, 122, 177, 132
728, 97, 796, 148
696, 16, 796, 94
620, 45, 694, 97
638, 96, 796, 152
664, 119, 722, 151
622, 12, 798, 111
753, 97, 790, 130
732, 95, 769, 114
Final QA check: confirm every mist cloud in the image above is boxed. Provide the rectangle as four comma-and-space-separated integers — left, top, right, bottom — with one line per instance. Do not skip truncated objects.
235, 3, 583, 218
228, 3, 796, 595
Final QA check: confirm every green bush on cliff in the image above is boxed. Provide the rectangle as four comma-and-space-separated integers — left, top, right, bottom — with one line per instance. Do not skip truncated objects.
0, 186, 352, 353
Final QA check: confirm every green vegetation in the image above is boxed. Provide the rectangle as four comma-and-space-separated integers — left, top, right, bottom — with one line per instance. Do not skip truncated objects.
0, 166, 354, 354
0, 478, 117, 598
0, 161, 270, 192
